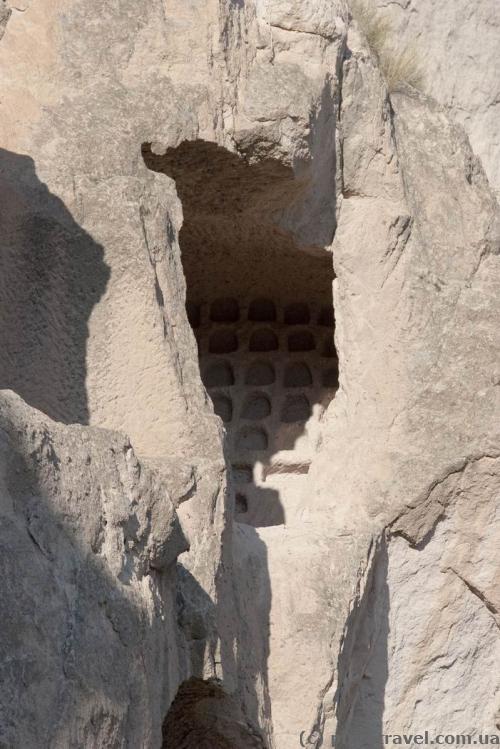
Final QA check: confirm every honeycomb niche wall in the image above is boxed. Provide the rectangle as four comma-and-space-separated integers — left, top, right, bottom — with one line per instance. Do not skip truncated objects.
195, 298, 337, 526
142, 140, 338, 527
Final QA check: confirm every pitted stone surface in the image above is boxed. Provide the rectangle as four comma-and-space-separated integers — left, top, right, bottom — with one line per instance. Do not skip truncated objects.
196, 298, 338, 527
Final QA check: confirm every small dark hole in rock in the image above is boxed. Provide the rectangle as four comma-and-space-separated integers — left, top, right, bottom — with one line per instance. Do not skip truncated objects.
281, 394, 311, 423
210, 297, 239, 323
236, 426, 269, 450
245, 361, 275, 386
232, 465, 253, 484
202, 361, 235, 387
322, 336, 336, 358
186, 301, 201, 328
241, 392, 272, 420
212, 394, 233, 422
284, 302, 310, 325
323, 364, 339, 388
249, 328, 279, 352
209, 330, 238, 354
235, 493, 248, 513
284, 362, 313, 388
318, 306, 334, 327
288, 330, 315, 352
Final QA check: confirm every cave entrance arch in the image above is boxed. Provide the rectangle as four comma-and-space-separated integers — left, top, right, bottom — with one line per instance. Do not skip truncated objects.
142, 140, 338, 527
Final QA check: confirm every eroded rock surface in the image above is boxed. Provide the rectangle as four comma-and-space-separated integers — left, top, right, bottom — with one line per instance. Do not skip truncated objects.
372, 0, 500, 196
338, 457, 500, 748
0, 2, 10, 40
0, 0, 499, 747
0, 390, 188, 747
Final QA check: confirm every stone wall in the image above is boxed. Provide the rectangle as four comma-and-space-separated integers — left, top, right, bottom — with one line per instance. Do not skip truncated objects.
0, 1, 499, 747
372, 0, 500, 197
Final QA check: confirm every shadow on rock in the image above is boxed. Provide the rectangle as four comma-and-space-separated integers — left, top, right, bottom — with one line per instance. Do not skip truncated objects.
0, 149, 110, 424
333, 538, 390, 749
0, 390, 187, 747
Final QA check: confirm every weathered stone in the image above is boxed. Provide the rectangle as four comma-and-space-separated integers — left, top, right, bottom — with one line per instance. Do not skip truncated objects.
0, 1, 11, 40
372, 0, 500, 196
0, 390, 188, 747
0, 0, 499, 747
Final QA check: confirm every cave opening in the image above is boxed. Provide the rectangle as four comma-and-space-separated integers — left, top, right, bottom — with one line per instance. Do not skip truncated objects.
161, 677, 267, 749
142, 140, 338, 527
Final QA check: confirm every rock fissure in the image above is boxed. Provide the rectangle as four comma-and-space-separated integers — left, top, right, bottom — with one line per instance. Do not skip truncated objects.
446, 567, 499, 623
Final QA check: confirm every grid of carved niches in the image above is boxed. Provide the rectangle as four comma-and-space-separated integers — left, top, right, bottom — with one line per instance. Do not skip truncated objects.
192, 297, 339, 462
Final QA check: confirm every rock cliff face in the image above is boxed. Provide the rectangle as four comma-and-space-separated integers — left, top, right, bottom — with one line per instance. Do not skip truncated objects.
0, 1, 499, 748
372, 0, 500, 196
0, 390, 188, 747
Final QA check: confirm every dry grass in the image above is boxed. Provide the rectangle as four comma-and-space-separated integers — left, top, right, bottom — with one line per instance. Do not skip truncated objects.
351, 0, 391, 52
379, 43, 425, 91
350, 0, 425, 92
